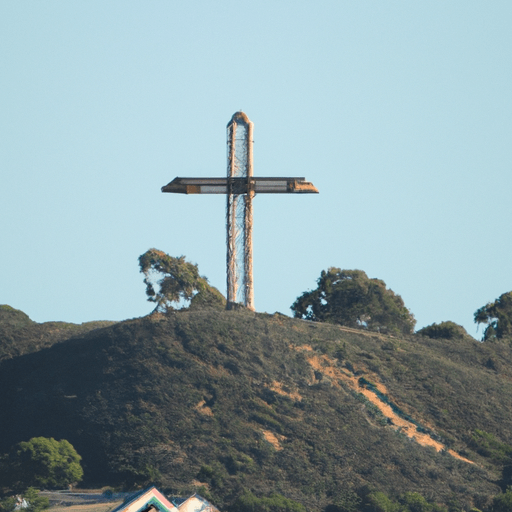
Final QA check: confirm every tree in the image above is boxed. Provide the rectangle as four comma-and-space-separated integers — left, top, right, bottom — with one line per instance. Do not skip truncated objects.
474, 291, 512, 342
291, 268, 415, 335
399, 492, 435, 512
4, 437, 83, 491
139, 249, 225, 312
362, 491, 401, 512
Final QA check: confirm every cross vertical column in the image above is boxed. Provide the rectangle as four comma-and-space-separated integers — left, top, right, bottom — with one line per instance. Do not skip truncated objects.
226, 111, 255, 310
244, 118, 254, 310
226, 118, 238, 306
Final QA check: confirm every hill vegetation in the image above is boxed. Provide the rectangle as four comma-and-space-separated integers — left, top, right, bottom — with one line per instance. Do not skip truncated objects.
2, 305, 512, 511
0, 305, 115, 361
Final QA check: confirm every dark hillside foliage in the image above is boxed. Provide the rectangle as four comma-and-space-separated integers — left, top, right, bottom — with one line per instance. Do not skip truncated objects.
0, 305, 115, 361
1, 309, 512, 510
0, 305, 34, 329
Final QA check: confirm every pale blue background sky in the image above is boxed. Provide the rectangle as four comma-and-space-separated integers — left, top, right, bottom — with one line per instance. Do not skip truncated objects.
1, 1, 511, 338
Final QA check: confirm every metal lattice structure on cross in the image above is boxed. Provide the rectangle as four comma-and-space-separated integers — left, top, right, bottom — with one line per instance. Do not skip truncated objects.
162, 111, 318, 311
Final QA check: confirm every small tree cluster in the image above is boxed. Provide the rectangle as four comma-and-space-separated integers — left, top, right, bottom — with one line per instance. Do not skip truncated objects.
291, 268, 416, 335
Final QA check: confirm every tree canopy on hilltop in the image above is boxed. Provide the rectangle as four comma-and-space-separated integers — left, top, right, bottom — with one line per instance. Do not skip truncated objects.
474, 291, 512, 342
291, 268, 415, 335
139, 249, 226, 312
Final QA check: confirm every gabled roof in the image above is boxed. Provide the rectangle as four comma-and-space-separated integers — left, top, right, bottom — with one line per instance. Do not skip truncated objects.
177, 494, 219, 512
110, 486, 178, 512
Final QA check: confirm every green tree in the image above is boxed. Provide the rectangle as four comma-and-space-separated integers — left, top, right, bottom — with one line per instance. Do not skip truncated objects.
291, 268, 415, 335
474, 291, 512, 342
363, 491, 402, 512
325, 489, 362, 512
5, 437, 83, 491
399, 493, 432, 512
139, 249, 225, 312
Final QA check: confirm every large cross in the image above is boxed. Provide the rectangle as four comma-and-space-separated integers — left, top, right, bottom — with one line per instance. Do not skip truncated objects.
162, 111, 318, 311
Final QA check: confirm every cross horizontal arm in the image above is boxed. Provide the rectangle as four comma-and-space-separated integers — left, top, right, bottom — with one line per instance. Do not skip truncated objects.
162, 177, 319, 194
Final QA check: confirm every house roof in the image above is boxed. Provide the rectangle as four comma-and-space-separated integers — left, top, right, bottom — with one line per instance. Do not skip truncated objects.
110, 487, 178, 512
177, 494, 219, 512
110, 487, 219, 512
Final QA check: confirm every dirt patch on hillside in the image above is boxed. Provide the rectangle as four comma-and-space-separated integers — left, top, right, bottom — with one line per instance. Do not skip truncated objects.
269, 380, 303, 401
195, 400, 214, 416
293, 345, 474, 464
262, 430, 286, 450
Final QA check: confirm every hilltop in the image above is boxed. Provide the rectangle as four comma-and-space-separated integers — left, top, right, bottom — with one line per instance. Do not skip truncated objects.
0, 305, 116, 361
1, 307, 512, 510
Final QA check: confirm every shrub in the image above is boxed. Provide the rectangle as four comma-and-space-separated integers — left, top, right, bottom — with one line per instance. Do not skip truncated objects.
229, 492, 306, 512
416, 322, 469, 341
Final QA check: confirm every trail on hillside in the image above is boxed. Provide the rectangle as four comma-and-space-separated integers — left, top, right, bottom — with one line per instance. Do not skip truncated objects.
292, 344, 474, 465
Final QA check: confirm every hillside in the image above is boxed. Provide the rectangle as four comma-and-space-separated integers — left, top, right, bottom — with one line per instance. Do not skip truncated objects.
0, 305, 116, 361
2, 308, 512, 510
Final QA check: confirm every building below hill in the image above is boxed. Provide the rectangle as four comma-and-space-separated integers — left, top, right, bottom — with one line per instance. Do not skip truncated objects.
110, 487, 219, 512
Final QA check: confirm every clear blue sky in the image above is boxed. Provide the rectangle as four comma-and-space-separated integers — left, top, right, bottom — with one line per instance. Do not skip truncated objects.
1, 1, 511, 338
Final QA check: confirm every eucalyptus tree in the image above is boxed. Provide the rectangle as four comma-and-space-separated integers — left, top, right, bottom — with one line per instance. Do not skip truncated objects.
474, 291, 512, 341
139, 249, 225, 312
